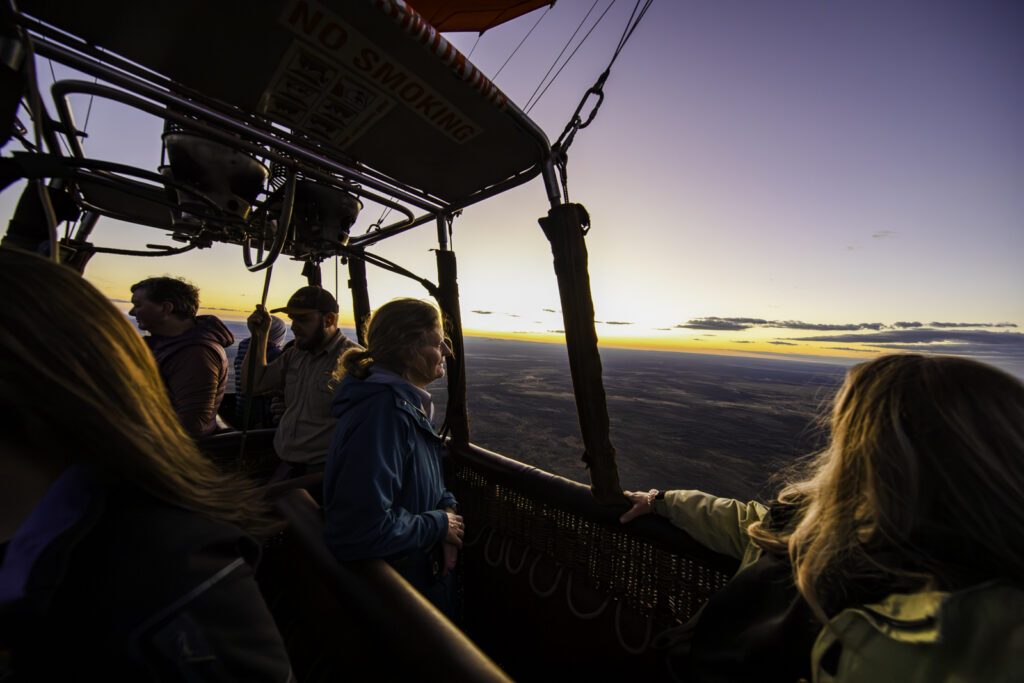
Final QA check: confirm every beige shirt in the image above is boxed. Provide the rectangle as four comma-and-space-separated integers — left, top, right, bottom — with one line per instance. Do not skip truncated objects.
254, 329, 360, 464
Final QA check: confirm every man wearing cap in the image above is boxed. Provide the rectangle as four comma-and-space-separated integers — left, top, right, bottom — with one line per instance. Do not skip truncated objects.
242, 286, 360, 477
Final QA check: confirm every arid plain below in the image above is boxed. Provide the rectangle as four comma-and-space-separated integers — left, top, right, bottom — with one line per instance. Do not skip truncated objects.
438, 337, 849, 501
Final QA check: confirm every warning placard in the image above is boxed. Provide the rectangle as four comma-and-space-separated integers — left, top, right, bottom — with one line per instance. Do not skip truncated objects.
260, 42, 394, 149
260, 0, 483, 148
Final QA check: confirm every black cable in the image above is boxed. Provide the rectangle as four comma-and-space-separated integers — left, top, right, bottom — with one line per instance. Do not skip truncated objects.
548, 0, 654, 155
45, 59, 72, 158
524, 0, 601, 113
493, 4, 552, 81
611, 0, 653, 68
338, 245, 439, 298
366, 200, 394, 234
466, 33, 481, 60
528, 0, 618, 115
81, 75, 97, 132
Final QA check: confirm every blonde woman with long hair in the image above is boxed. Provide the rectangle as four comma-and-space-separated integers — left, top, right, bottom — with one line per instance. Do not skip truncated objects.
0, 248, 291, 680
324, 298, 463, 616
620, 354, 1024, 682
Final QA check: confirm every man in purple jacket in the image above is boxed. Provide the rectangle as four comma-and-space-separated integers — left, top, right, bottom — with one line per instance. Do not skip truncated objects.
129, 277, 233, 437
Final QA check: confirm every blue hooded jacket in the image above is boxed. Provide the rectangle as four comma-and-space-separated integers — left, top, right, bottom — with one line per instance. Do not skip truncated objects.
324, 371, 457, 568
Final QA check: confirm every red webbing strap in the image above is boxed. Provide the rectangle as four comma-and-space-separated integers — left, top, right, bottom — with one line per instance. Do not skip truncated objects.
538, 203, 625, 504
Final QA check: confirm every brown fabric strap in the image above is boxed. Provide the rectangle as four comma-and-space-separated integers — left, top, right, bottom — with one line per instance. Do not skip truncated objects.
538, 203, 624, 504
435, 249, 470, 444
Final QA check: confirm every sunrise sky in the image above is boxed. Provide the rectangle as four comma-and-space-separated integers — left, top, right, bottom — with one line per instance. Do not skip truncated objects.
3, 1, 1022, 375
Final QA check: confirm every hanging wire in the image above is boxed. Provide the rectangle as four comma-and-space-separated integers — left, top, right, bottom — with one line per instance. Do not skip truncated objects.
527, 0, 620, 115
82, 48, 104, 132
365, 202, 394, 234
545, 0, 654, 203
47, 58, 101, 239
81, 75, 98, 132
465, 33, 482, 60
523, 0, 602, 113
341, 245, 439, 298
611, 0, 654, 69
45, 60, 72, 157
551, 0, 653, 148
492, 4, 553, 81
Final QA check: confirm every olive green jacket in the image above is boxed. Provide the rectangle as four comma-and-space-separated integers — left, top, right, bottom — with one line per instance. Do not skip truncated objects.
653, 489, 1024, 682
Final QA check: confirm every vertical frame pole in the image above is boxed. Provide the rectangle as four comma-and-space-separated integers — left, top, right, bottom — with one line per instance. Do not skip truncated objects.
434, 215, 469, 444
347, 248, 371, 346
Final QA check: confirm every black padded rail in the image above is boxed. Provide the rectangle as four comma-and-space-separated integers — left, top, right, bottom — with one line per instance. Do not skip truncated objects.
450, 441, 740, 574
446, 441, 739, 678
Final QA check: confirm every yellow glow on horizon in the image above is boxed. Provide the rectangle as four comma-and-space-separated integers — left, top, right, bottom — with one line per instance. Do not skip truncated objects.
460, 327, 876, 361
106, 289, 876, 362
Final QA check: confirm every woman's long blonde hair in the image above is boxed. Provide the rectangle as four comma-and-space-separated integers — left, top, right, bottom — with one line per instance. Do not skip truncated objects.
335, 297, 442, 382
748, 354, 1024, 621
0, 248, 274, 536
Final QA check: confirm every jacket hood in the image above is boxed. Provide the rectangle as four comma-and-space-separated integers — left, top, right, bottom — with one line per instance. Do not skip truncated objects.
331, 374, 393, 418
332, 371, 428, 419
147, 315, 234, 364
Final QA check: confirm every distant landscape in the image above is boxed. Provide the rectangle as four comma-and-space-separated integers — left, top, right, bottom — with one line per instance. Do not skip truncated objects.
224, 324, 849, 502
436, 337, 848, 501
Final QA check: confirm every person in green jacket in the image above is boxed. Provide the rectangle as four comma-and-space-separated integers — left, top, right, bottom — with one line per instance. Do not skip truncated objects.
620, 354, 1024, 682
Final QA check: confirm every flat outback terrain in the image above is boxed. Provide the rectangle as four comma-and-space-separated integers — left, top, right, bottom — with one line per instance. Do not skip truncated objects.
444, 338, 848, 501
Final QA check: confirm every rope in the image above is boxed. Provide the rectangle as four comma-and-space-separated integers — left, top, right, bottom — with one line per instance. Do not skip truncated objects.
260, 263, 273, 308
527, 553, 564, 598
503, 539, 531, 574
565, 572, 610, 619
237, 263, 275, 465
462, 523, 489, 548
614, 600, 654, 654
483, 529, 506, 567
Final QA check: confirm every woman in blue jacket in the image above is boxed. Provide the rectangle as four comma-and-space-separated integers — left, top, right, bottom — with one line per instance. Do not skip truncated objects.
324, 298, 464, 616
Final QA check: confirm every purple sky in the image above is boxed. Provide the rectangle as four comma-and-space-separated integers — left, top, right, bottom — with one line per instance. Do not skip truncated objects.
2, 0, 1021, 374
